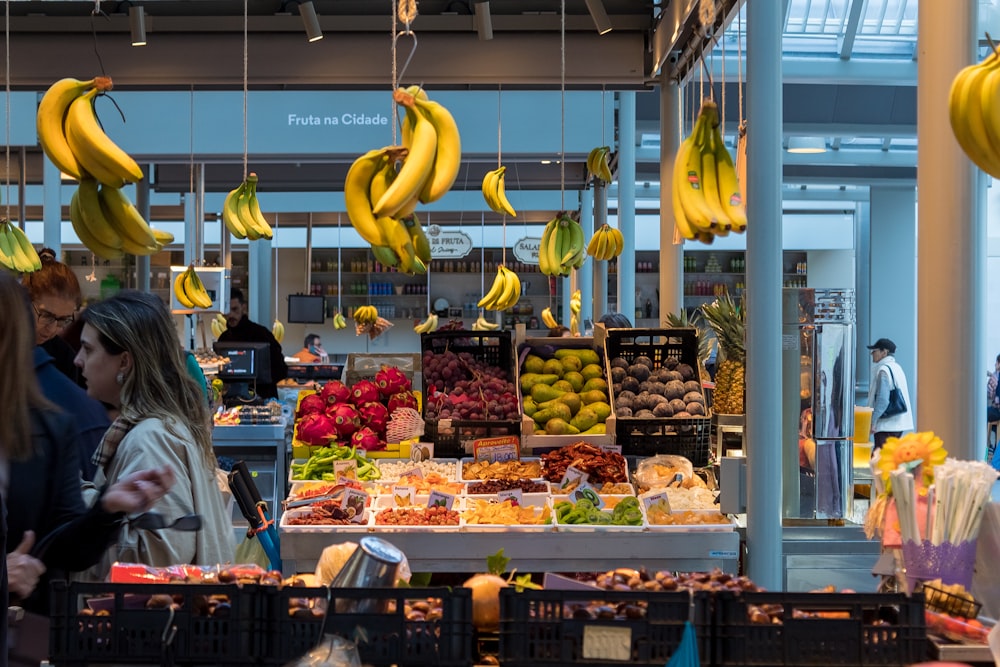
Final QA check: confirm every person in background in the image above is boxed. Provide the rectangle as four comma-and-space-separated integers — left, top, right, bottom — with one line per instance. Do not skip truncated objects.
293, 333, 328, 363
599, 312, 634, 329
22, 248, 83, 386
218, 287, 288, 399
866, 337, 914, 449
0, 272, 174, 619
74, 290, 234, 581
547, 325, 571, 338
987, 353, 1000, 423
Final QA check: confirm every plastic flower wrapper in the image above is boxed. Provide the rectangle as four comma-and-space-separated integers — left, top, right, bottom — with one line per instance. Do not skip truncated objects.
876, 431, 947, 489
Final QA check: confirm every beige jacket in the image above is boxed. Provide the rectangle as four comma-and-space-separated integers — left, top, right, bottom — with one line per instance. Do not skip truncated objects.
80, 417, 235, 581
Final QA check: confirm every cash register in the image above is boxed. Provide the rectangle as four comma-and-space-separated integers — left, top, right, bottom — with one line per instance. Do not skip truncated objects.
213, 341, 272, 405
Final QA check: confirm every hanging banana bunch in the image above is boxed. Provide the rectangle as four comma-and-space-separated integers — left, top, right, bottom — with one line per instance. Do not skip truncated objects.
472, 313, 500, 331
332, 311, 348, 330
538, 212, 586, 277
222, 173, 274, 241
173, 265, 213, 310
413, 313, 439, 334
569, 289, 582, 336
585, 224, 624, 261
586, 146, 613, 183
354, 305, 393, 340
540, 307, 558, 330
272, 320, 285, 344
478, 265, 522, 312
481, 166, 517, 217
210, 313, 227, 339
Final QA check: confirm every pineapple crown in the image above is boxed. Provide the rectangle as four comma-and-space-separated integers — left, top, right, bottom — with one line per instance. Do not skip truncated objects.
699, 291, 745, 362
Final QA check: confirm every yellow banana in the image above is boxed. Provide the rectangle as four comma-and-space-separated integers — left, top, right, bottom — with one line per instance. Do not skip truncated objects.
210, 318, 223, 339
36, 77, 98, 180
222, 183, 248, 240
0, 223, 19, 272
478, 266, 507, 310
483, 166, 517, 217
494, 266, 521, 311
673, 108, 717, 235
98, 183, 159, 254
538, 217, 557, 276
373, 101, 436, 217
8, 224, 40, 273
609, 227, 624, 257
586, 224, 604, 259
76, 178, 124, 251
150, 228, 174, 247
375, 216, 421, 274
371, 244, 400, 268
401, 214, 432, 265
414, 312, 438, 334
408, 91, 462, 204
560, 217, 585, 271
540, 307, 558, 330
671, 131, 701, 241
64, 88, 143, 188
272, 320, 285, 344
345, 147, 396, 246
481, 168, 500, 212
186, 267, 214, 309
570, 289, 581, 316
245, 174, 274, 240
174, 272, 196, 308
69, 188, 123, 260
570, 312, 580, 336
698, 111, 733, 235
473, 315, 500, 331
712, 123, 747, 233
735, 120, 748, 211
369, 160, 418, 219
333, 312, 347, 330
235, 180, 264, 241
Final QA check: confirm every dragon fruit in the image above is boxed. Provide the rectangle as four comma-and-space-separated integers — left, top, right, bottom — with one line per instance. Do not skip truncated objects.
351, 426, 384, 452
350, 379, 380, 406
296, 412, 337, 446
358, 401, 389, 436
296, 393, 326, 418
375, 366, 411, 398
329, 403, 361, 438
320, 380, 351, 407
387, 391, 419, 414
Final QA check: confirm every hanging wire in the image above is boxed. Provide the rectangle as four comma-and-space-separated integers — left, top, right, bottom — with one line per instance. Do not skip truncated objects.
89, 1, 108, 77
738, 9, 744, 127
559, 0, 566, 211
336, 213, 342, 315
241, 0, 248, 180
4, 0, 10, 223
497, 85, 507, 267
390, 0, 419, 146
720, 16, 726, 133
189, 85, 195, 229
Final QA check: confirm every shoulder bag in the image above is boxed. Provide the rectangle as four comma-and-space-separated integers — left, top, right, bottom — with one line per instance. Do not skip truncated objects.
881, 366, 908, 418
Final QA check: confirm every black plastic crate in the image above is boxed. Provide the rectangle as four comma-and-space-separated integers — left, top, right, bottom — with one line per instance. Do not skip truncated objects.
421, 330, 520, 457
260, 586, 473, 667
49, 580, 257, 666
713, 591, 927, 666
499, 588, 712, 667
604, 328, 712, 465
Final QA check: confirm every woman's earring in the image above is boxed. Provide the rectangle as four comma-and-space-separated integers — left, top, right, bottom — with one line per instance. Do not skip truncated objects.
116, 372, 124, 385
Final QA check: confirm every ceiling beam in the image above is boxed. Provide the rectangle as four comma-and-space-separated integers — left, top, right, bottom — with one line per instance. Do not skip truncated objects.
707, 53, 917, 85
838, 0, 866, 60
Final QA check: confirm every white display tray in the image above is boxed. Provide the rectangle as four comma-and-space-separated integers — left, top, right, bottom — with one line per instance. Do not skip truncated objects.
459, 457, 544, 482
461, 496, 553, 531
374, 458, 461, 482
643, 509, 737, 532
279, 507, 373, 533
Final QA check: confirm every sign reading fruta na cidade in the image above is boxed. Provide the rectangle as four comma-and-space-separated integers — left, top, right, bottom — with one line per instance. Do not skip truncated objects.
427, 225, 473, 259
513, 237, 542, 265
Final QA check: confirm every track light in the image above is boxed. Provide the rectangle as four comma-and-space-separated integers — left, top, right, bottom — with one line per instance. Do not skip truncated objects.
129, 5, 146, 47
474, 1, 493, 41
584, 0, 613, 35
298, 1, 324, 43
787, 137, 828, 154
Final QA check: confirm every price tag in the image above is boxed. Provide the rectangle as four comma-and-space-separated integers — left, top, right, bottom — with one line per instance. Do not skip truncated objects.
473, 436, 521, 463
333, 460, 357, 480
410, 442, 434, 461
340, 487, 369, 524
571, 482, 604, 509
497, 488, 523, 506
639, 490, 672, 520
399, 466, 424, 479
558, 466, 589, 492
582, 626, 632, 661
391, 485, 415, 507
598, 444, 622, 455
426, 490, 456, 510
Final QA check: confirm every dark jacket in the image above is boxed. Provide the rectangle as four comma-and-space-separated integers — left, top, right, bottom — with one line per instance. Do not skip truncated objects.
217, 316, 288, 399
33, 347, 111, 481
40, 335, 83, 388
7, 409, 123, 614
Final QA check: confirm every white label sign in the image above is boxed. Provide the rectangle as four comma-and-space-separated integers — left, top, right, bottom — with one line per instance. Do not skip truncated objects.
582, 626, 632, 661
513, 237, 542, 265
427, 225, 473, 259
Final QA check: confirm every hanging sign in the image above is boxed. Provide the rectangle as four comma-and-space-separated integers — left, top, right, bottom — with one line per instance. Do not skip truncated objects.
513, 237, 542, 265
427, 225, 473, 259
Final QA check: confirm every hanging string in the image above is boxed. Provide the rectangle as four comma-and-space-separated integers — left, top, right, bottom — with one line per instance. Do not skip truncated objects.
189, 86, 195, 213
4, 0, 10, 223
391, 0, 398, 144
559, 0, 566, 211
720, 19, 725, 132
337, 213, 342, 315
242, 0, 248, 180
738, 9, 744, 127
497, 86, 507, 267
89, 1, 108, 77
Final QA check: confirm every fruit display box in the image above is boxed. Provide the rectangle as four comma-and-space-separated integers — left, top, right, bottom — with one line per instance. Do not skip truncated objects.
343, 352, 422, 393
515, 336, 616, 453
49, 580, 258, 666
712, 591, 926, 667
498, 587, 712, 667
420, 330, 521, 457
604, 328, 712, 465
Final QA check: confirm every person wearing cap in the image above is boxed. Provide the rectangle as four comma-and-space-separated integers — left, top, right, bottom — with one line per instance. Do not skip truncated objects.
866, 338, 913, 449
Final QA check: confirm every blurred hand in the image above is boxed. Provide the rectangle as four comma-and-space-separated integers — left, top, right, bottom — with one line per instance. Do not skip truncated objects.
7, 531, 45, 600
100, 466, 176, 515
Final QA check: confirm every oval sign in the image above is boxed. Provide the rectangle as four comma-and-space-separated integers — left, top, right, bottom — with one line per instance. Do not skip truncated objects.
427, 225, 473, 259
512, 236, 542, 265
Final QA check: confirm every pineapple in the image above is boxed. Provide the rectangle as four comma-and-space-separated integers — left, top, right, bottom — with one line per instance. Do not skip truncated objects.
700, 291, 745, 415
665, 309, 715, 386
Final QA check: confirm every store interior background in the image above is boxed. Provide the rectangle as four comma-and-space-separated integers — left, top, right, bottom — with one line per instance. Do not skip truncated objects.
5, 0, 1000, 415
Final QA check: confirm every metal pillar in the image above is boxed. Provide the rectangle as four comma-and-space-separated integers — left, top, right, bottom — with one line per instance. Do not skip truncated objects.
593, 181, 609, 316
578, 188, 594, 329
916, 0, 978, 460
250, 239, 274, 325
42, 154, 61, 256
617, 91, 636, 324
135, 166, 151, 293
659, 71, 682, 322
745, 0, 784, 590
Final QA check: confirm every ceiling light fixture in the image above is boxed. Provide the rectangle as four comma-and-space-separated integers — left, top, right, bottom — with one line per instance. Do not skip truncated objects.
584, 0, 613, 35
474, 1, 493, 41
787, 137, 827, 154
298, 1, 324, 43
129, 5, 146, 47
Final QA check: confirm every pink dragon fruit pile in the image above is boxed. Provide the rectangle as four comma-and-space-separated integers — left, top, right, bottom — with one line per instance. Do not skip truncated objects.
295, 365, 418, 452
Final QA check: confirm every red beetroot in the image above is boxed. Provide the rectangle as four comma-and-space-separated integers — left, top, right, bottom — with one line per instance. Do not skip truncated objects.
358, 401, 389, 436
296, 412, 337, 446
350, 379, 380, 406
351, 426, 384, 451
296, 393, 326, 418
375, 366, 411, 398
329, 403, 361, 438
387, 391, 419, 414
320, 380, 351, 406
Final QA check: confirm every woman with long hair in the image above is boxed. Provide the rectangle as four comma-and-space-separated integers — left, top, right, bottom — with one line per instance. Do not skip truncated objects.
75, 290, 233, 579
0, 272, 174, 616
